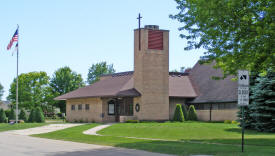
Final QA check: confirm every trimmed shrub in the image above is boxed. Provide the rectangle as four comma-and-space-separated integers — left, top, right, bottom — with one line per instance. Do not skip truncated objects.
181, 104, 188, 120
173, 104, 184, 122
126, 120, 140, 123
28, 108, 36, 123
19, 109, 28, 122
187, 105, 198, 121
9, 109, 16, 121
232, 120, 238, 124
34, 107, 45, 123
224, 120, 232, 124
0, 108, 7, 123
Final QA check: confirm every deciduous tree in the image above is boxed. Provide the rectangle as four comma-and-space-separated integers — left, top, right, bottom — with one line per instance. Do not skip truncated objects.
87, 62, 115, 84
8, 72, 50, 110
50, 67, 84, 113
170, 0, 275, 77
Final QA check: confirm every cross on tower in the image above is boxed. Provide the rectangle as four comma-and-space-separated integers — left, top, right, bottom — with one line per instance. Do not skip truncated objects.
137, 13, 142, 50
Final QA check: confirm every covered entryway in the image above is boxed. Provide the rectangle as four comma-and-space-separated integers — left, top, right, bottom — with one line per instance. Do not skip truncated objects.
108, 98, 134, 122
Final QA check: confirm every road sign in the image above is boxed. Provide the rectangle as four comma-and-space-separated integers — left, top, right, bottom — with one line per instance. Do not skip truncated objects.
238, 70, 249, 86
238, 86, 249, 106
238, 70, 249, 106
237, 70, 250, 152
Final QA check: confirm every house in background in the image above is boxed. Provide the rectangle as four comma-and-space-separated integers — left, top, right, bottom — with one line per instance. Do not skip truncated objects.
55, 25, 238, 123
0, 101, 11, 111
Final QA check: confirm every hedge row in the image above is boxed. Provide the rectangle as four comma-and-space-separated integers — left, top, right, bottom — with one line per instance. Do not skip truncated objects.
0, 107, 45, 123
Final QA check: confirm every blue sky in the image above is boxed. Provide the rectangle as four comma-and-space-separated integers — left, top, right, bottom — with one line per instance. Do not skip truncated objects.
0, 0, 205, 100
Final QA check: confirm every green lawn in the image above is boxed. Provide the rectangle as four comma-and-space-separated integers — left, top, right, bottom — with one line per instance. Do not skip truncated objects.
34, 123, 275, 156
45, 119, 65, 123
98, 122, 275, 147
0, 123, 47, 132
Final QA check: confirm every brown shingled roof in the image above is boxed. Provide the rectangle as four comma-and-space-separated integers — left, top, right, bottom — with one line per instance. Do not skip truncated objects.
188, 61, 238, 103
55, 71, 197, 100
169, 73, 197, 98
54, 72, 140, 100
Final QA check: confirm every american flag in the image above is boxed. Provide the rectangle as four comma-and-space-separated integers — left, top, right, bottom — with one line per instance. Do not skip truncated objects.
7, 29, 18, 50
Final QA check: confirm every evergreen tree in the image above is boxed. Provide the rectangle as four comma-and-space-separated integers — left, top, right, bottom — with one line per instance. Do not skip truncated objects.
34, 107, 45, 123
173, 104, 184, 122
250, 69, 275, 132
187, 105, 198, 121
19, 109, 28, 122
181, 104, 188, 120
28, 108, 35, 123
0, 108, 7, 123
9, 109, 16, 120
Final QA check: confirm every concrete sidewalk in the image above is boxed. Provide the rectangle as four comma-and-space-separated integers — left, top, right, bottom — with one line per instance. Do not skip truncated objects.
83, 123, 114, 136
4, 124, 83, 135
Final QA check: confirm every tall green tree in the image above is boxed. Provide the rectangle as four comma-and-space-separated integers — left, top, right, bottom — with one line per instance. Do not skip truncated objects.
87, 62, 115, 84
171, 0, 275, 78
250, 69, 275, 132
50, 67, 85, 113
8, 72, 50, 110
0, 83, 3, 101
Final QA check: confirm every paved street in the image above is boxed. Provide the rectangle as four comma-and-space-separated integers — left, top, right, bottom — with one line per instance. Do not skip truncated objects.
0, 133, 172, 156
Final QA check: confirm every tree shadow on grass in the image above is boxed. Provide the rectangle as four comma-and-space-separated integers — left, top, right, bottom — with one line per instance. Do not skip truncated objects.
115, 139, 275, 156
179, 137, 275, 148
225, 128, 275, 135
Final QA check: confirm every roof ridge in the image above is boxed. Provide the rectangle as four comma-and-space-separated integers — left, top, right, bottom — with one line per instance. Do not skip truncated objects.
101, 71, 134, 77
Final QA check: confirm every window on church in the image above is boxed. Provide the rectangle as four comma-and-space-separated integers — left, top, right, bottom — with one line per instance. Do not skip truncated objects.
85, 104, 90, 110
71, 105, 75, 111
108, 100, 115, 115
78, 104, 82, 110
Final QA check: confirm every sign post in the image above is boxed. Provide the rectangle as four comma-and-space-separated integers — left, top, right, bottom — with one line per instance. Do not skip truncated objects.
238, 70, 249, 152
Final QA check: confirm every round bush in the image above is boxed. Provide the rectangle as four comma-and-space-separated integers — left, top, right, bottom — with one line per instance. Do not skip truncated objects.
173, 104, 185, 122
187, 105, 198, 121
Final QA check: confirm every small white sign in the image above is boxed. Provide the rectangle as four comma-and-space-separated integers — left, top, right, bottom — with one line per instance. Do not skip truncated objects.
238, 86, 249, 106
238, 70, 249, 106
238, 70, 249, 86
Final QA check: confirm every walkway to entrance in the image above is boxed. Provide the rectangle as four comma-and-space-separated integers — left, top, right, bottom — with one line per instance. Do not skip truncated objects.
83, 123, 114, 136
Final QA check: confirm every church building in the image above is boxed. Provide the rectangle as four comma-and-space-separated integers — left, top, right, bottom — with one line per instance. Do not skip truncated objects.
55, 25, 238, 122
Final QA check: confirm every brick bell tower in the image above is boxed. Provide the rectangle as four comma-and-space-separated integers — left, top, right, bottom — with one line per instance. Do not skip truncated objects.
133, 25, 169, 121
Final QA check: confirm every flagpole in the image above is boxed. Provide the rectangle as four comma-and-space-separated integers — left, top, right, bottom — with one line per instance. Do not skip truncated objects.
16, 24, 19, 124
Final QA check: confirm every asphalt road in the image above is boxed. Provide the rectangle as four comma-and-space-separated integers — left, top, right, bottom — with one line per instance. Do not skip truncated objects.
0, 133, 172, 156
